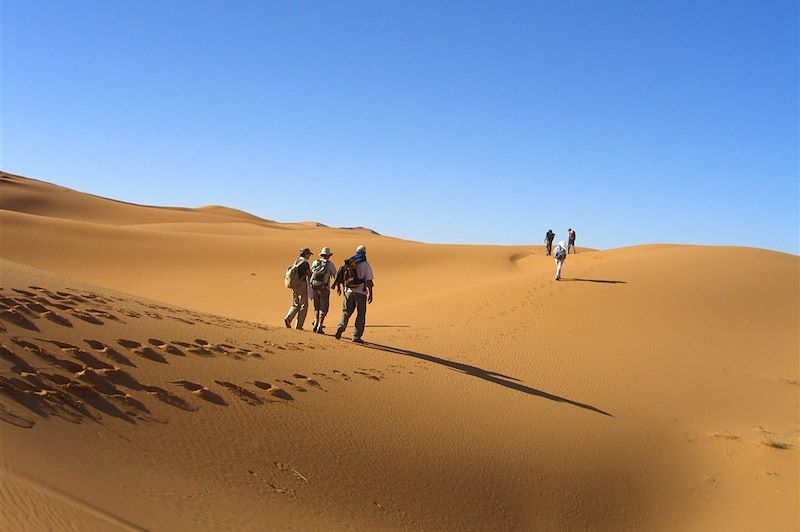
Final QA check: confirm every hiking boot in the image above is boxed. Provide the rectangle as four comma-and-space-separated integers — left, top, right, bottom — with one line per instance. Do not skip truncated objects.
284, 318, 291, 328
334, 327, 343, 340
352, 338, 364, 344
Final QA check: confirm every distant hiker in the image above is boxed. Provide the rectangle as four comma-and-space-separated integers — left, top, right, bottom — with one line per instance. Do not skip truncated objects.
310, 247, 337, 334
333, 244, 374, 343
283, 247, 313, 329
545, 229, 555, 255
553, 240, 567, 281
567, 228, 576, 254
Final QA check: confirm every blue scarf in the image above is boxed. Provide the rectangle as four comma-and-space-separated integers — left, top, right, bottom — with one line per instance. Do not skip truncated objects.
349, 251, 367, 263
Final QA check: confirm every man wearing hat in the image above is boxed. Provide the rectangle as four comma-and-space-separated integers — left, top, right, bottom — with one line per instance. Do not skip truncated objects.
284, 247, 313, 329
309, 246, 337, 334
334, 244, 374, 343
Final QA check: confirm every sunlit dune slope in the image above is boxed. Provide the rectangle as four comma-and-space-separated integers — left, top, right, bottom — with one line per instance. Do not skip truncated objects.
1, 172, 797, 531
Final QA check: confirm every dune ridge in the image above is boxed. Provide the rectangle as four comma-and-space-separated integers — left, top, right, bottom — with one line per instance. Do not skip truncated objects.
1, 172, 797, 530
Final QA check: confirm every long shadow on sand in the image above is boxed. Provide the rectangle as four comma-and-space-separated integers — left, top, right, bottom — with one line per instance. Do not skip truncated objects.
561, 278, 627, 284
360, 342, 612, 417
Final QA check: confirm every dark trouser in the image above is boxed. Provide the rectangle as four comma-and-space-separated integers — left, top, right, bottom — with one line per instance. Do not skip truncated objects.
568, 239, 576, 253
546, 241, 553, 255
338, 291, 367, 340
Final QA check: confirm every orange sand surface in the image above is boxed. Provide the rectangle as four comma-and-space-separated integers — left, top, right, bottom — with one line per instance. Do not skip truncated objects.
1, 171, 797, 530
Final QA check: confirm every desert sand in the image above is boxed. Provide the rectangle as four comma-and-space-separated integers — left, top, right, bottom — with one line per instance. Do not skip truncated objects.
0, 171, 797, 531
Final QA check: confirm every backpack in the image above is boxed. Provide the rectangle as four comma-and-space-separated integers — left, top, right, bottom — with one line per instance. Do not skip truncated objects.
284, 259, 303, 289
334, 256, 365, 288
310, 260, 331, 289
554, 246, 567, 260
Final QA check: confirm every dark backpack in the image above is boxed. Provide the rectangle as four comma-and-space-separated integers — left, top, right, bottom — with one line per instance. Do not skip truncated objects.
335, 256, 365, 288
554, 246, 567, 260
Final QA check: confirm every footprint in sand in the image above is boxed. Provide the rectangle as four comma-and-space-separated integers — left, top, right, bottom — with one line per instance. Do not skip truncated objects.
0, 344, 37, 375
10, 338, 59, 366
0, 402, 35, 428
96, 368, 143, 391
41, 339, 79, 351
54, 357, 84, 373
84, 340, 136, 367
70, 349, 114, 370
149, 339, 186, 357
117, 339, 141, 349
166, 315, 195, 325
69, 311, 103, 325
214, 380, 264, 406
249, 381, 294, 401
170, 380, 227, 405
133, 347, 168, 364
280, 380, 307, 393
332, 370, 351, 381
87, 308, 121, 322
24, 302, 48, 314
354, 369, 384, 381
142, 386, 197, 411
76, 368, 123, 396
0, 309, 40, 331
42, 310, 72, 327
1, 375, 92, 423
11, 289, 37, 298
187, 346, 212, 357
291, 374, 325, 390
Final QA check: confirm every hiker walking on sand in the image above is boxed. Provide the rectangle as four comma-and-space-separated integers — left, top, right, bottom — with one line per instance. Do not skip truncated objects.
309, 247, 337, 334
553, 240, 567, 281
545, 229, 555, 255
283, 247, 313, 329
333, 244, 374, 344
567, 228, 576, 254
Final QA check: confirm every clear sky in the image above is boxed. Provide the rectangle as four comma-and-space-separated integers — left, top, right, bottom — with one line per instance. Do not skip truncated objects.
3, 1, 798, 253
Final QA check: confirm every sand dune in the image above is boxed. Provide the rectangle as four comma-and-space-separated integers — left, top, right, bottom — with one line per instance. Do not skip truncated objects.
1, 172, 797, 530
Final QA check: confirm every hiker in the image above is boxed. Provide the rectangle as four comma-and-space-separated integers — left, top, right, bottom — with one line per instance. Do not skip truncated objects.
567, 228, 576, 254
309, 246, 337, 334
283, 247, 313, 329
545, 229, 555, 255
333, 244, 374, 344
553, 240, 567, 280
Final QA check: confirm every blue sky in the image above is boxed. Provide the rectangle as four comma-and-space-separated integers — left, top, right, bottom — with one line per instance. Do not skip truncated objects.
3, 1, 798, 253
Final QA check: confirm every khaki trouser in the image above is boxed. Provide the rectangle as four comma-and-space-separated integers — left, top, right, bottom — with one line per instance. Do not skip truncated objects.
312, 287, 331, 315
555, 259, 564, 280
285, 283, 309, 329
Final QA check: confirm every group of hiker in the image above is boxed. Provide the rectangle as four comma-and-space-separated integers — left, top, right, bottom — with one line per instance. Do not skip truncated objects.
283, 230, 576, 341
283, 245, 374, 343
544, 228, 576, 281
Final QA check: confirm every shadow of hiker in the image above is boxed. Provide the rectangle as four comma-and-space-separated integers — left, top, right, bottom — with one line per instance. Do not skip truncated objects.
360, 342, 612, 417
562, 278, 627, 284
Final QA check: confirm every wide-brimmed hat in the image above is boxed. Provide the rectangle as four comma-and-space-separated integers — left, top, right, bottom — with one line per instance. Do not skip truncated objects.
356, 244, 367, 253
319, 246, 332, 257
299, 247, 313, 256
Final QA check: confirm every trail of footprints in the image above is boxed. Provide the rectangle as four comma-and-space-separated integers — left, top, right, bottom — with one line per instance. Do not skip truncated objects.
0, 284, 407, 428
0, 285, 272, 334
